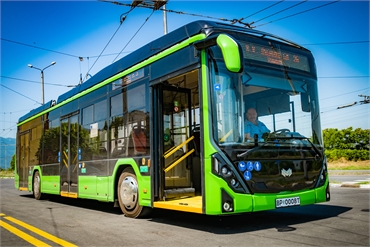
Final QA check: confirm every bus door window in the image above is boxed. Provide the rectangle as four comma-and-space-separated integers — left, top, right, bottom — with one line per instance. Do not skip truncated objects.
60, 114, 79, 194
18, 132, 30, 189
161, 87, 192, 189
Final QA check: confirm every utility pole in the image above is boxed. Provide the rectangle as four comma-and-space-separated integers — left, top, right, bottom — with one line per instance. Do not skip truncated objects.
28, 61, 56, 105
163, 3, 168, 34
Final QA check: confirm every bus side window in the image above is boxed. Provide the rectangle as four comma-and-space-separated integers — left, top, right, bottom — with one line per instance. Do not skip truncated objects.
128, 121, 147, 155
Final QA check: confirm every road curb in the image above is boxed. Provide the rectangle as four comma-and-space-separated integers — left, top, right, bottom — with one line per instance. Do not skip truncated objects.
330, 183, 370, 189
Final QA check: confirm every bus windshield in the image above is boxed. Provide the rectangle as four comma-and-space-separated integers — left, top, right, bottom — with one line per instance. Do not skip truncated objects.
208, 38, 322, 149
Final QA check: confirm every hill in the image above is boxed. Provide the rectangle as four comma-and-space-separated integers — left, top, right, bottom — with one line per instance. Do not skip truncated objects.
0, 137, 16, 169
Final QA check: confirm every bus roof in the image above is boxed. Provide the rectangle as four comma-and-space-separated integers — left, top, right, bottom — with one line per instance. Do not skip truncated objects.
18, 20, 306, 123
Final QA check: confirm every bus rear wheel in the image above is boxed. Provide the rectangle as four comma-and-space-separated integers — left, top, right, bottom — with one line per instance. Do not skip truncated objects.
117, 167, 151, 218
33, 171, 43, 200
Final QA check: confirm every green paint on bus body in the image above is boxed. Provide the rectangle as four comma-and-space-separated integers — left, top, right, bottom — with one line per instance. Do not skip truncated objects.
29, 158, 151, 205
40, 176, 60, 195
110, 158, 151, 206
199, 49, 225, 215
17, 34, 207, 126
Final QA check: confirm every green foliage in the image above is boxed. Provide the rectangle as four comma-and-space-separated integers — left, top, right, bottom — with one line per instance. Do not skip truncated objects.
9, 154, 15, 171
323, 127, 369, 161
325, 149, 369, 161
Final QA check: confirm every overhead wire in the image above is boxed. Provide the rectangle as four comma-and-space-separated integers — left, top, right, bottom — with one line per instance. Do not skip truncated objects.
83, 4, 142, 81
1, 84, 41, 105
1, 76, 78, 87
100, 0, 236, 23
0, 0, 359, 67
235, 0, 285, 23
320, 87, 370, 101
1, 38, 80, 58
84, 22, 124, 81
0, 124, 17, 137
112, 9, 155, 63
255, 0, 340, 28
3, 37, 367, 61
250, 0, 308, 25
1, 38, 133, 58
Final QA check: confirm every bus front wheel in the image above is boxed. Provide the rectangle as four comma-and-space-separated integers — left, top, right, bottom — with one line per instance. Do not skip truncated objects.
33, 171, 43, 200
117, 167, 151, 218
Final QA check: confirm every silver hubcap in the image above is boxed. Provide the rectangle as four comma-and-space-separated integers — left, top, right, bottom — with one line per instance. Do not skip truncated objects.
120, 176, 138, 209
34, 174, 40, 196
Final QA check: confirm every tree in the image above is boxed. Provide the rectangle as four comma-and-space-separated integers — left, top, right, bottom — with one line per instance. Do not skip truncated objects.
9, 154, 15, 171
323, 127, 369, 161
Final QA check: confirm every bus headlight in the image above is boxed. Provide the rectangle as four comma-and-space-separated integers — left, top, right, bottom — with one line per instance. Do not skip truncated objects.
221, 166, 232, 177
212, 153, 249, 193
223, 201, 233, 212
230, 178, 237, 186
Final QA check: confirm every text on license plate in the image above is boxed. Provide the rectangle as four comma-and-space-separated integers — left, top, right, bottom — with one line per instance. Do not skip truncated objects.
276, 196, 300, 208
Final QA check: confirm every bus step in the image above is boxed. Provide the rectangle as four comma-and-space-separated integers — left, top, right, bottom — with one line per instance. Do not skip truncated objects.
164, 188, 195, 200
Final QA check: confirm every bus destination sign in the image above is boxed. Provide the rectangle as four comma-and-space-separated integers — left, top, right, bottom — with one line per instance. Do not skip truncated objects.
240, 41, 310, 73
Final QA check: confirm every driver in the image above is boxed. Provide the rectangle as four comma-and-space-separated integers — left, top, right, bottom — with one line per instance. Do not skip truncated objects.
244, 107, 270, 141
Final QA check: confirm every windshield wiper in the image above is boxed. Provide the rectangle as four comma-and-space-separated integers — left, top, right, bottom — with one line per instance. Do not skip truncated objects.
237, 134, 323, 160
266, 134, 323, 160
237, 140, 271, 158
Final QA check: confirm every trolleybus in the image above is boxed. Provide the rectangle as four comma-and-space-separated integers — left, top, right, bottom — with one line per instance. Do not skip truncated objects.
15, 20, 330, 218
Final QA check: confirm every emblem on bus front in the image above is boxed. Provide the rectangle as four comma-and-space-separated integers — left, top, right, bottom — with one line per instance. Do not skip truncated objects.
281, 168, 292, 177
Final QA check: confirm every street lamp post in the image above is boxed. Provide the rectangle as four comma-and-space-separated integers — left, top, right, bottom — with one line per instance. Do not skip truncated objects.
28, 61, 56, 105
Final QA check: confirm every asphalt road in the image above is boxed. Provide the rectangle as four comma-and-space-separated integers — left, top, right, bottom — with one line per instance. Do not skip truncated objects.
330, 174, 370, 183
1, 178, 369, 247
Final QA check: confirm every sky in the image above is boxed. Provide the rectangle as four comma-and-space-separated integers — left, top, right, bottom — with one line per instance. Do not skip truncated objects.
1, 0, 369, 140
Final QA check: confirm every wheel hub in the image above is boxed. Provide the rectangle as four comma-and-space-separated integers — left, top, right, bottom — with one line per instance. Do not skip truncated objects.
119, 176, 138, 209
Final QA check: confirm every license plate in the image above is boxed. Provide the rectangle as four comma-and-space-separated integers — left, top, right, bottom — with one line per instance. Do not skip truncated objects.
276, 196, 300, 208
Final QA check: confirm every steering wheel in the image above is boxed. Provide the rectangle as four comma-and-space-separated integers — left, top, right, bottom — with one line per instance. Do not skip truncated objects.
271, 128, 290, 135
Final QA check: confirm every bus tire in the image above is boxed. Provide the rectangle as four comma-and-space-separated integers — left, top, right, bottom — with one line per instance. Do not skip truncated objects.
117, 167, 151, 218
33, 171, 43, 200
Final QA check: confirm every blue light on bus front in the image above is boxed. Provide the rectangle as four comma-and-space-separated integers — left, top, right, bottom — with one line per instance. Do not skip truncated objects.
254, 161, 262, 171
247, 161, 254, 171
244, 171, 252, 181
238, 161, 247, 172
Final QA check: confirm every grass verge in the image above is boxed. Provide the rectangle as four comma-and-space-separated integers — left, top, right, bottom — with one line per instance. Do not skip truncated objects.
328, 159, 370, 170
0, 170, 14, 178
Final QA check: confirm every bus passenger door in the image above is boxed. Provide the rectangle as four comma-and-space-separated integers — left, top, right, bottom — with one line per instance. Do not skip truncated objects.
154, 85, 195, 200
60, 114, 79, 197
19, 132, 30, 189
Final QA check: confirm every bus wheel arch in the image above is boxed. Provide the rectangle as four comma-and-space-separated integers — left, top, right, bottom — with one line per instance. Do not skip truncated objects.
32, 170, 44, 200
117, 167, 151, 218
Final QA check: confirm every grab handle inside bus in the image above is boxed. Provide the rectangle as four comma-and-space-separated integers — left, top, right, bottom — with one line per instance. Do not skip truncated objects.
194, 34, 243, 73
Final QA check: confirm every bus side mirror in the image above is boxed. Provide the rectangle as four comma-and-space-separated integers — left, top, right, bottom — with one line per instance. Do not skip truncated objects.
216, 34, 243, 73
194, 34, 243, 73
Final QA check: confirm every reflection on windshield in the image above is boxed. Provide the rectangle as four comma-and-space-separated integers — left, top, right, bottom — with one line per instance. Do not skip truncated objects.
210, 53, 320, 147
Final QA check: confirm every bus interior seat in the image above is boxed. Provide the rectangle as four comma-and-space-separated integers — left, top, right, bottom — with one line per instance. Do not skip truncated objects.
130, 124, 147, 155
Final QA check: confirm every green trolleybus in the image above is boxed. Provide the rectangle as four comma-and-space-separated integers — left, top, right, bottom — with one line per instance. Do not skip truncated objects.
15, 20, 330, 218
